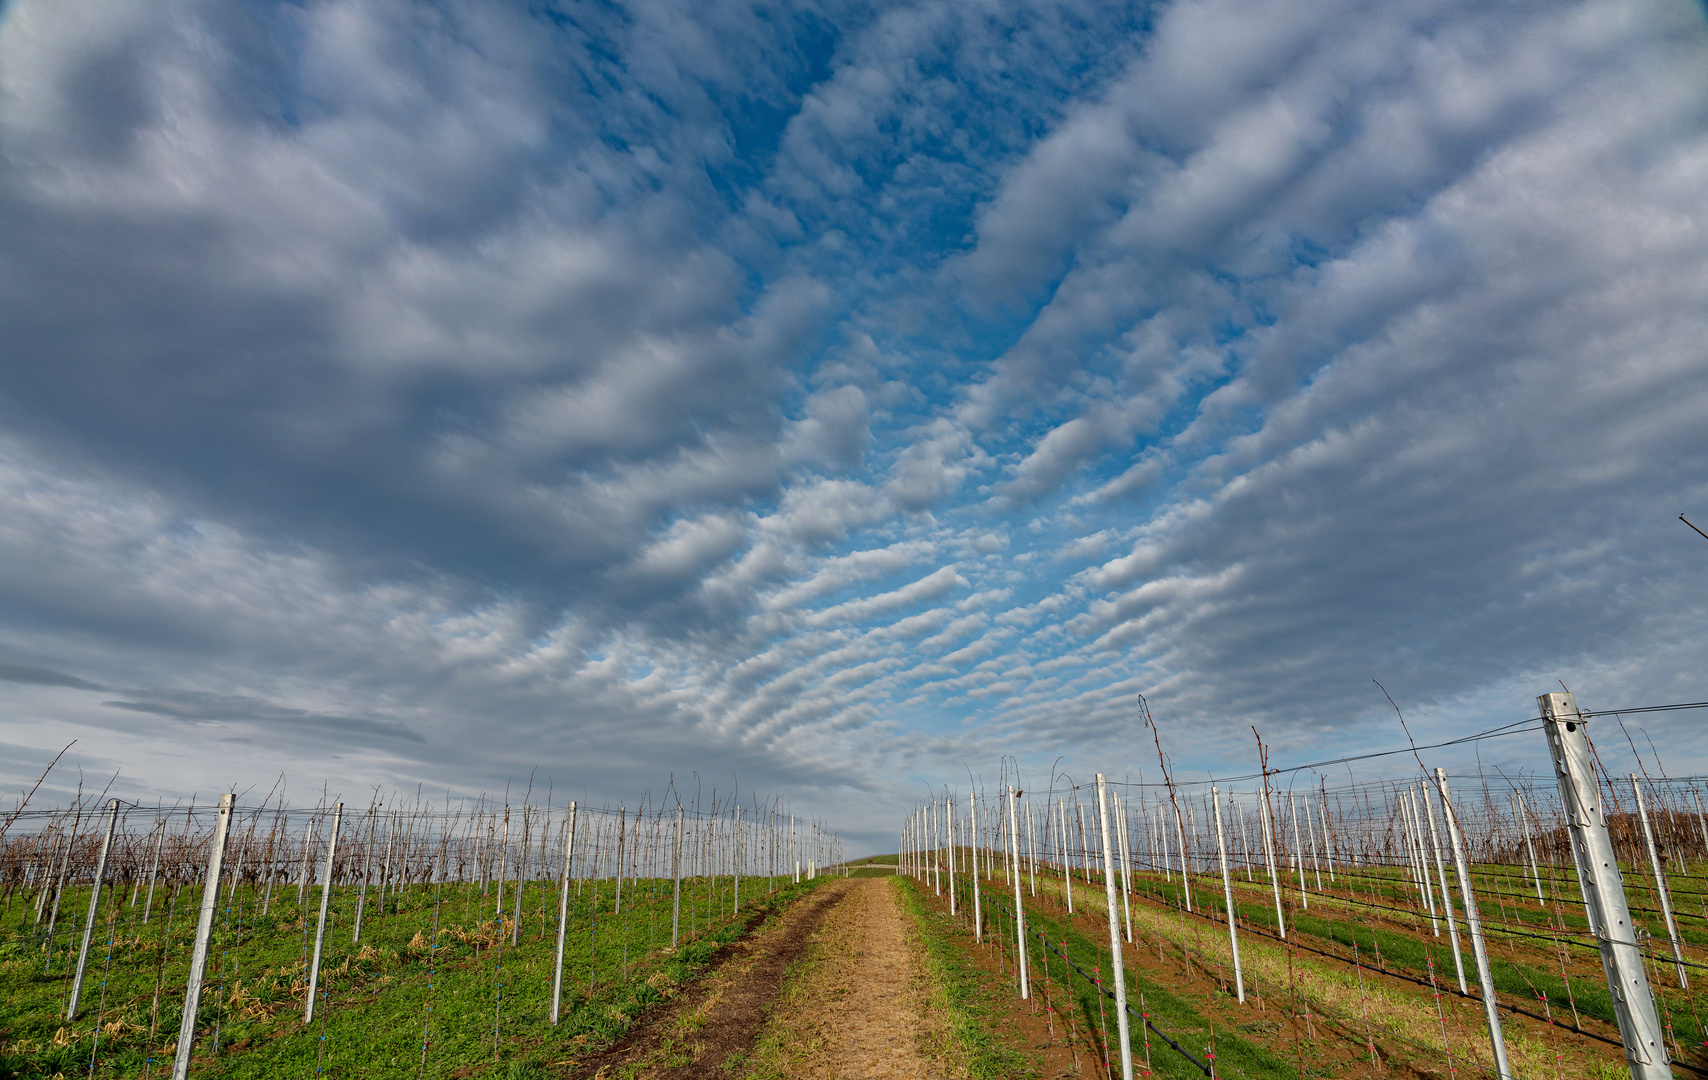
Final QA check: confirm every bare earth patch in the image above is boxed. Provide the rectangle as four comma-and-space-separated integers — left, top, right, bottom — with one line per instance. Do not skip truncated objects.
743, 878, 944, 1079
567, 880, 853, 1079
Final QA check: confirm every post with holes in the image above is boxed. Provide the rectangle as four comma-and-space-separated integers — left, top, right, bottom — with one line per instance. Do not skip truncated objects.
1007, 786, 1029, 1000
1541, 692, 1670, 1078
67, 798, 119, 1020
1434, 769, 1513, 1080
172, 792, 234, 1080
1095, 775, 1135, 1080
1631, 775, 1689, 989
552, 802, 578, 1024
305, 801, 343, 1023
1211, 786, 1245, 1002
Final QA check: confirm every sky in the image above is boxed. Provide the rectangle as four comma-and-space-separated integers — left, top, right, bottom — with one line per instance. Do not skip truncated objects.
2, 0, 1707, 852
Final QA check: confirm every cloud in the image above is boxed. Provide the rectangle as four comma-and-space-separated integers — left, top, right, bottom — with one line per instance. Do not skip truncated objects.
0, 0, 1705, 849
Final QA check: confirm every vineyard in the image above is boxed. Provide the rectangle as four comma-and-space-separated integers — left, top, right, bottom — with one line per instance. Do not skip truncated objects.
0, 790, 843, 1079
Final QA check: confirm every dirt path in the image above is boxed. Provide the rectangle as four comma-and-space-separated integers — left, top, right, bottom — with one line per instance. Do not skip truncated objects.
741, 878, 943, 1079
568, 880, 854, 1079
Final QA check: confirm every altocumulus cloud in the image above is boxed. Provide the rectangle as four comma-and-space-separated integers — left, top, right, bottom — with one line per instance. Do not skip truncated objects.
1, 0, 1706, 847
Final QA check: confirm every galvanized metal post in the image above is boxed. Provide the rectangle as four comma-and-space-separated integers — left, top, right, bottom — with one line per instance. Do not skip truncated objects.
142, 820, 165, 924
552, 802, 577, 1024
1008, 786, 1029, 999
305, 801, 342, 1023
1211, 786, 1245, 1002
1435, 769, 1513, 1080
1025, 800, 1038, 896
1057, 798, 1074, 913
1513, 792, 1545, 904
1115, 792, 1133, 943
1095, 775, 1134, 1080
1172, 796, 1193, 912
353, 805, 377, 944
1421, 787, 1469, 993
734, 804, 742, 913
1259, 788, 1287, 939
172, 792, 234, 1080
1631, 775, 1688, 988
1288, 792, 1308, 909
1541, 692, 1670, 1078
969, 791, 982, 942
67, 799, 119, 1020
671, 805, 684, 947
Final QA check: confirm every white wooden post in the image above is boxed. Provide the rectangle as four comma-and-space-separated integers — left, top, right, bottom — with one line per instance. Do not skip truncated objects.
305, 802, 342, 1024
172, 793, 234, 1080
1095, 775, 1134, 1080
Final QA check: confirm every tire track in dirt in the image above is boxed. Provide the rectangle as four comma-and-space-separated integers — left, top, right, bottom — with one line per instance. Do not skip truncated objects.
568, 879, 854, 1079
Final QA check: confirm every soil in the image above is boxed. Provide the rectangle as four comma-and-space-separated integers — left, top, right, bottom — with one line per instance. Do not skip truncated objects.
567, 879, 853, 1079
741, 877, 944, 1079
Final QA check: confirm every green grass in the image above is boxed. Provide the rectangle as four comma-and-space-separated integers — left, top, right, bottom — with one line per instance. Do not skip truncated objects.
893, 877, 1038, 1080
0, 873, 824, 1079
975, 883, 1297, 1080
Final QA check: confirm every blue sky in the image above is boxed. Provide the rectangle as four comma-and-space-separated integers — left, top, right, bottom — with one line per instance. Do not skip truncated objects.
2, 0, 1707, 849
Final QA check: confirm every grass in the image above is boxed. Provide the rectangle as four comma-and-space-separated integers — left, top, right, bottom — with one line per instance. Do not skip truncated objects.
0, 872, 825, 1079
893, 877, 1039, 1080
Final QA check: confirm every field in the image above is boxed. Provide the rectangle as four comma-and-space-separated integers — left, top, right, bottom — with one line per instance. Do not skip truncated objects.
1, 868, 827, 1079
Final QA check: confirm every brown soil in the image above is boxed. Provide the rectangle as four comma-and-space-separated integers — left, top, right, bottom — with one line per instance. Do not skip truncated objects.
912, 885, 1092, 1080
740, 877, 943, 1079
567, 879, 853, 1079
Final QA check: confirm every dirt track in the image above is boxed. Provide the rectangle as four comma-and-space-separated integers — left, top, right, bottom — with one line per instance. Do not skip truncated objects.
743, 878, 943, 1079
568, 880, 854, 1078
569, 878, 945, 1079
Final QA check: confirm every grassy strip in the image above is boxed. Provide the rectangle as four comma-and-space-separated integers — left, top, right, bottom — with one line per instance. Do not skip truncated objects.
0, 875, 825, 1079
894, 877, 1039, 1080
1001, 893, 1295, 1080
